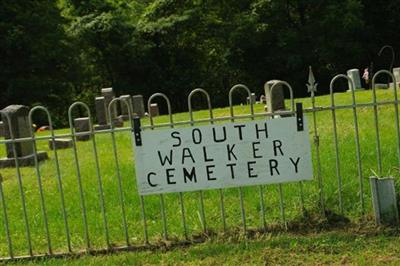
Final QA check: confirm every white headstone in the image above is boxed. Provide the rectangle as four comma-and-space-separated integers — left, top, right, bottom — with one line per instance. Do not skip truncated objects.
347, 69, 363, 90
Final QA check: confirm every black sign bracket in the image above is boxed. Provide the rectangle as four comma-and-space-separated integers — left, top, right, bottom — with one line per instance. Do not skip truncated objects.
296, 102, 304, 132
133, 117, 142, 146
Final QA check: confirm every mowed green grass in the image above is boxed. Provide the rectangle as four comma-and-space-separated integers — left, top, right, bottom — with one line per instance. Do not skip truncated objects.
17, 226, 400, 265
0, 88, 399, 260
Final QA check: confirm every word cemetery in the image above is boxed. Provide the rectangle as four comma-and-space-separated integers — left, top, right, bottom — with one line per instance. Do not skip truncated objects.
134, 117, 313, 195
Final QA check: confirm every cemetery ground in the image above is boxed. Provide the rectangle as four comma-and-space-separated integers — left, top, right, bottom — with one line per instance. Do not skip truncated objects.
1, 88, 400, 264
7, 224, 400, 265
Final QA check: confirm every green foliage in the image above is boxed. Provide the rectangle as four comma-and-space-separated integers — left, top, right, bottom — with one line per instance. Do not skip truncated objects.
1, 0, 400, 125
0, 0, 77, 127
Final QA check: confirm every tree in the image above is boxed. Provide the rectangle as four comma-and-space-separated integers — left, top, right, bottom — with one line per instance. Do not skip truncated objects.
229, 0, 365, 96
0, 0, 396, 123
0, 0, 77, 126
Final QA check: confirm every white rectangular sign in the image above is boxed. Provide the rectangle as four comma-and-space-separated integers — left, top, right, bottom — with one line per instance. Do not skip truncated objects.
134, 117, 313, 195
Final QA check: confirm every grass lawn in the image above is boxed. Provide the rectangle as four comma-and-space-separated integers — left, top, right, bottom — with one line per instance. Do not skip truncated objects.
12, 224, 400, 265
1, 87, 400, 264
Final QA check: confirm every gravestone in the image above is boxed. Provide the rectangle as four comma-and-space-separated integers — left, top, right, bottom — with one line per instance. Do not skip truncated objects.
390, 67, 400, 89
132, 95, 145, 117
0, 121, 4, 138
112, 117, 124, 128
94, 97, 111, 131
94, 124, 110, 131
119, 94, 132, 121
95, 97, 107, 125
74, 117, 91, 141
370, 176, 399, 225
393, 67, 400, 83
264, 80, 285, 113
49, 138, 73, 150
101, 88, 117, 122
347, 69, 363, 90
0, 105, 48, 168
375, 83, 388, 90
259, 95, 266, 104
149, 103, 159, 117
246, 93, 256, 105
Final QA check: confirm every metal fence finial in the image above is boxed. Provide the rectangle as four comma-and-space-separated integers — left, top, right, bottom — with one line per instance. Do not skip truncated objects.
307, 66, 318, 94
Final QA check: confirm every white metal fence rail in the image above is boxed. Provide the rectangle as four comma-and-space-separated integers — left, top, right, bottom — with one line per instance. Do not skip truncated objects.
0, 70, 398, 261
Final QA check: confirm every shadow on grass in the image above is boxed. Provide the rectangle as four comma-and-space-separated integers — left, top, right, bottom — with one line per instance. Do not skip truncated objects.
7, 209, 400, 264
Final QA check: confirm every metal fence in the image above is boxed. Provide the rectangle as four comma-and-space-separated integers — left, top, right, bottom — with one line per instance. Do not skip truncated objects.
0, 70, 398, 261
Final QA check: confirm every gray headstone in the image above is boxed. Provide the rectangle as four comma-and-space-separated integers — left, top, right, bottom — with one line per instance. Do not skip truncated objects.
375, 83, 389, 90
246, 93, 256, 105
264, 80, 285, 113
74, 117, 91, 141
95, 97, 107, 125
95, 117, 123, 129
259, 95, 266, 104
119, 94, 132, 121
347, 69, 362, 90
94, 124, 110, 131
49, 138, 73, 150
1, 105, 34, 157
393, 67, 400, 83
391, 67, 400, 89
132, 95, 145, 117
101, 87, 117, 122
113, 117, 124, 127
149, 103, 159, 117
370, 176, 399, 225
0, 105, 48, 168
0, 151, 48, 168
0, 121, 4, 138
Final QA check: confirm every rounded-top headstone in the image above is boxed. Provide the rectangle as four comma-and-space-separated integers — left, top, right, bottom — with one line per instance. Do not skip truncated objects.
0, 105, 49, 167
1, 105, 29, 116
346, 68, 362, 90
264, 80, 285, 112
0, 105, 33, 157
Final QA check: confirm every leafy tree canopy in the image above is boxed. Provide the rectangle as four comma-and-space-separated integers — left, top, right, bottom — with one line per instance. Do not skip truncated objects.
1, 0, 399, 126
